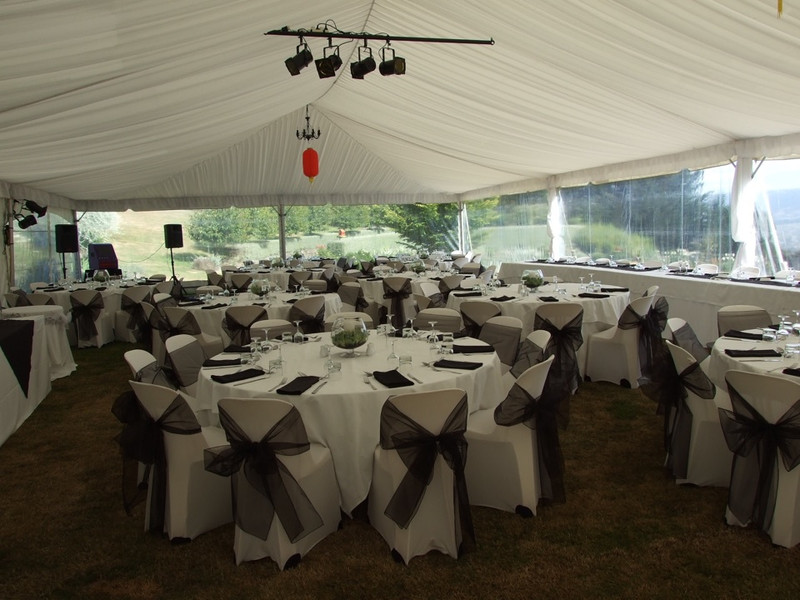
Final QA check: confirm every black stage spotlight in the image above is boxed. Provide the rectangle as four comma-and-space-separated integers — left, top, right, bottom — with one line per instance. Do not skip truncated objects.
379, 47, 406, 76
15, 213, 37, 229
315, 46, 342, 78
23, 200, 47, 217
285, 42, 313, 76
350, 45, 376, 79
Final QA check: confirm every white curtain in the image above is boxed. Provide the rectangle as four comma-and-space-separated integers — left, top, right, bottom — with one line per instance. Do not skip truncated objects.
547, 187, 566, 260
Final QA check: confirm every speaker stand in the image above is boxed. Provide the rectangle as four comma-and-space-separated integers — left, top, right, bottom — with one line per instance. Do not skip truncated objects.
60, 252, 68, 280
168, 247, 187, 301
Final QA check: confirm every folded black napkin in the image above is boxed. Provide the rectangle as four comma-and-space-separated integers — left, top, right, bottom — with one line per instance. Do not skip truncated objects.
285, 298, 298, 304
285, 269, 296, 273
428, 277, 442, 281
201, 303, 227, 310
42, 286, 64, 292
577, 292, 610, 299
224, 344, 251, 353
73, 287, 88, 291
372, 370, 414, 388
490, 295, 516, 302
722, 329, 764, 340
433, 359, 482, 370
724, 349, 782, 358
203, 358, 242, 367
600, 287, 629, 292
251, 302, 267, 306
276, 375, 320, 395
453, 343, 494, 354
538, 296, 559, 302
783, 367, 800, 377
366, 277, 383, 281
453, 291, 482, 297
211, 368, 264, 384
94, 286, 107, 291
179, 300, 204, 307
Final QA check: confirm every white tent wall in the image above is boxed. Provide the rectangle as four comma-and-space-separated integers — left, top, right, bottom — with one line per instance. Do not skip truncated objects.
2, 1, 800, 289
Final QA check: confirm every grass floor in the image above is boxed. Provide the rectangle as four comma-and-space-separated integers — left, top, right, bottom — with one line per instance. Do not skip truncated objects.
1, 342, 799, 599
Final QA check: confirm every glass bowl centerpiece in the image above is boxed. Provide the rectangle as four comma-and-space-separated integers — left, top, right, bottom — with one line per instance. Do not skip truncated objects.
331, 316, 369, 357
521, 269, 544, 290
249, 281, 266, 298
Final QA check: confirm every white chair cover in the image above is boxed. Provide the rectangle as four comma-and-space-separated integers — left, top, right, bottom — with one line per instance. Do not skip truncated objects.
164, 307, 224, 357
479, 316, 522, 370
414, 308, 462, 333
717, 305, 772, 337
70, 289, 114, 348
368, 389, 474, 564
459, 301, 501, 338
287, 295, 326, 334
720, 371, 800, 548
127, 381, 231, 541
115, 285, 153, 343
465, 356, 556, 515
205, 398, 340, 568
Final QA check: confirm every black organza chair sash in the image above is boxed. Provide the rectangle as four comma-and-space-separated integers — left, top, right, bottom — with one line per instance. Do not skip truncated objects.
113, 393, 200, 533
71, 292, 103, 340
383, 279, 413, 331
135, 362, 177, 390
322, 271, 339, 293
360, 261, 374, 276
461, 311, 488, 338
617, 300, 671, 389
167, 341, 204, 388
148, 307, 171, 342
169, 311, 201, 338
11, 293, 32, 307
719, 384, 800, 536
510, 338, 546, 379
479, 321, 519, 367
222, 308, 266, 346
121, 295, 151, 343
379, 395, 475, 553
671, 322, 709, 364
338, 285, 368, 312
656, 362, 716, 479
288, 303, 325, 334
494, 381, 565, 503
204, 405, 323, 542
533, 310, 583, 413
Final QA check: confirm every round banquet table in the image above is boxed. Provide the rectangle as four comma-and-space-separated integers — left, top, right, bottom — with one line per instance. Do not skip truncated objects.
446, 282, 630, 373
194, 332, 505, 513
706, 333, 800, 399
183, 292, 342, 340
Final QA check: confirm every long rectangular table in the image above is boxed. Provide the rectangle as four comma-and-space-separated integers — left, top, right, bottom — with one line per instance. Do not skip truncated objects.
497, 262, 799, 344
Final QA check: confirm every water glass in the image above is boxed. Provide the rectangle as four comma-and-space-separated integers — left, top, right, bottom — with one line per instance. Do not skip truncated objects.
281, 332, 293, 343
398, 355, 413, 372
784, 343, 800, 358
762, 328, 777, 342
268, 358, 283, 375
326, 359, 342, 380
319, 343, 331, 357
440, 332, 454, 354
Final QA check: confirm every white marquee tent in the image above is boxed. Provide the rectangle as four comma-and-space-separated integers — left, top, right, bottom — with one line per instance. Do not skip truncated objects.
2, 0, 800, 289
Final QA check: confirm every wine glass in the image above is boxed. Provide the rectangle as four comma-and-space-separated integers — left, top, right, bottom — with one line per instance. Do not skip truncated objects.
387, 339, 398, 363
293, 320, 304, 343
578, 276, 585, 291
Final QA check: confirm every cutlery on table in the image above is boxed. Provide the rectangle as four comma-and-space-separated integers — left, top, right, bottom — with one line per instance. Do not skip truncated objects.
363, 375, 377, 390
407, 373, 424, 384
311, 379, 329, 394
233, 375, 269, 386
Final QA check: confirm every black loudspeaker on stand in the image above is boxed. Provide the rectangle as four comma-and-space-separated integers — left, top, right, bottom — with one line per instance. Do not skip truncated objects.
164, 224, 186, 300
55, 224, 79, 279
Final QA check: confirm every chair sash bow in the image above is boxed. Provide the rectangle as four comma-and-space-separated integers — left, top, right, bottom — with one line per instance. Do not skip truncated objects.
533, 311, 584, 426
383, 279, 412, 330
288, 302, 325, 334
204, 405, 323, 542
617, 298, 671, 389
113, 394, 201, 533
222, 308, 266, 346
121, 295, 151, 343
494, 382, 566, 503
379, 395, 475, 553
71, 292, 103, 340
719, 385, 800, 536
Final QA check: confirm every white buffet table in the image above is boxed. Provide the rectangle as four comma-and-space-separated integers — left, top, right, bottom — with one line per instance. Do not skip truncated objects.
497, 262, 799, 344
1, 305, 76, 380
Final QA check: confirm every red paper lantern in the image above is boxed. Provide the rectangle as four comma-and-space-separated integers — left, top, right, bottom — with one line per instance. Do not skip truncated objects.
302, 147, 319, 182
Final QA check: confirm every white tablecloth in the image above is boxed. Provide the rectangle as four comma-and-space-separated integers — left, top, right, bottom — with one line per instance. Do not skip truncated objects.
0, 316, 50, 447
1, 305, 76, 380
195, 332, 505, 513
185, 293, 342, 340
706, 334, 800, 395
497, 261, 800, 344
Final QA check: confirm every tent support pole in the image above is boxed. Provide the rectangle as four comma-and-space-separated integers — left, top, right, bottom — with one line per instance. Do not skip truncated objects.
276, 203, 287, 260
457, 201, 465, 252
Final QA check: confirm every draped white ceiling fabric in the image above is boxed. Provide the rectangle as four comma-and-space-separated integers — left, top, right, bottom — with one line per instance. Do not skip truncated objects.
1, 0, 800, 212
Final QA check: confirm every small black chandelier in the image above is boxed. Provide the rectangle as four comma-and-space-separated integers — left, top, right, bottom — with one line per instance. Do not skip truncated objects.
296, 105, 320, 141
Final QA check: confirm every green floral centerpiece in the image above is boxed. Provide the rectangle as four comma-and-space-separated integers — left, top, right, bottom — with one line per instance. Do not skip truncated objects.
93, 270, 109, 283
411, 262, 426, 274
273, 258, 284, 268
521, 270, 544, 289
250, 281, 265, 297
331, 316, 369, 356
